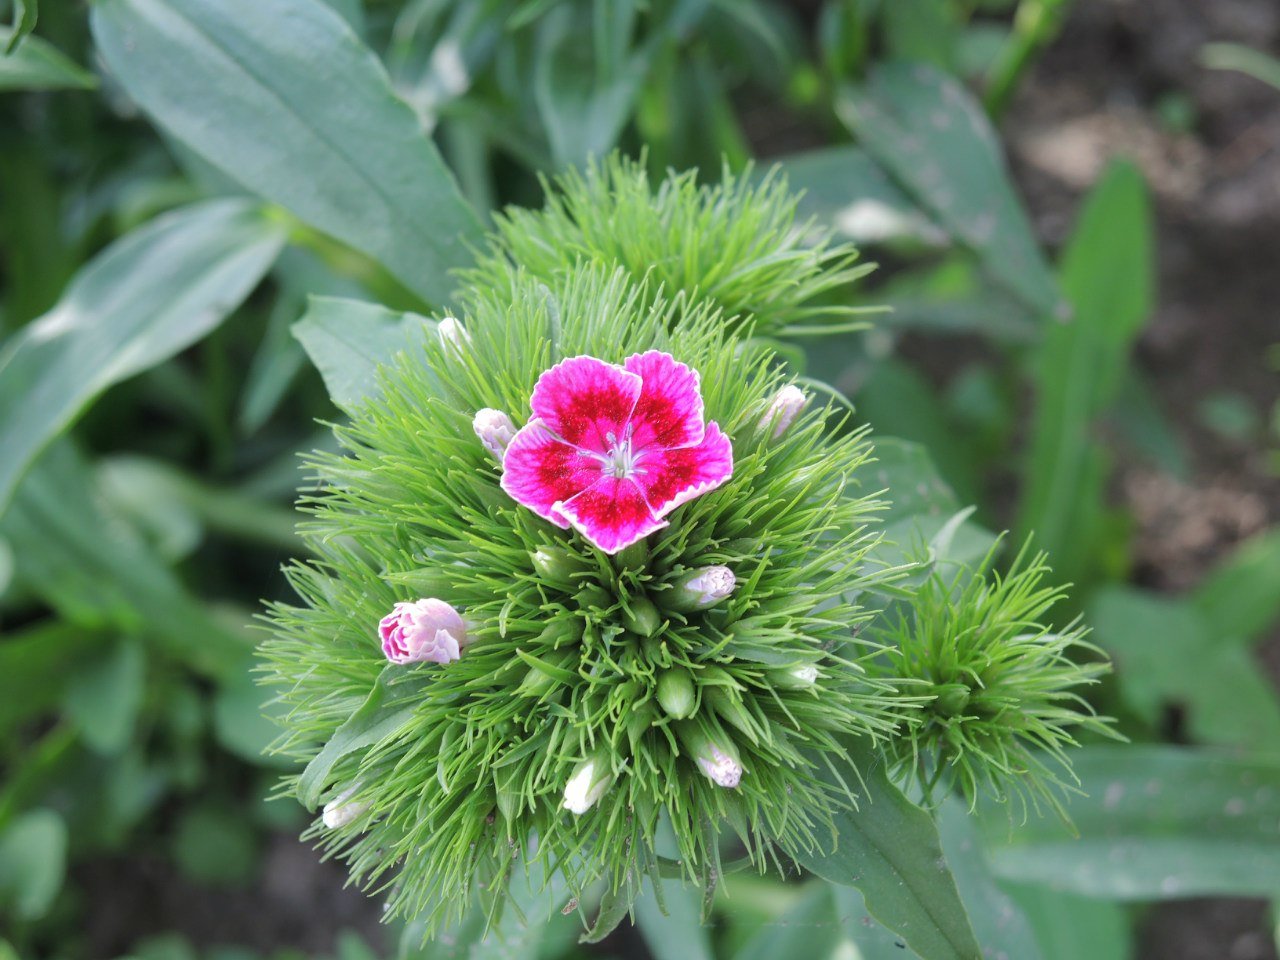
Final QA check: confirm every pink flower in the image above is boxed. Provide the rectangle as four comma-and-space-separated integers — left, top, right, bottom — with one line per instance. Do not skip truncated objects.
378, 598, 469, 664
500, 352, 733, 555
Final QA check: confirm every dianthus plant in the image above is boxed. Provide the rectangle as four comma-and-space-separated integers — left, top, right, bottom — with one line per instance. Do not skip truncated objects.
261, 266, 903, 932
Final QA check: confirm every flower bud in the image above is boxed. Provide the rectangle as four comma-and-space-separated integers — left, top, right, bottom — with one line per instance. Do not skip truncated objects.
378, 598, 469, 665
621, 596, 662, 637
758, 385, 807, 439
530, 545, 582, 586
680, 724, 743, 788
473, 408, 516, 459
665, 566, 736, 612
562, 758, 612, 815
781, 664, 819, 688
437, 316, 471, 351
656, 668, 696, 719
322, 786, 369, 829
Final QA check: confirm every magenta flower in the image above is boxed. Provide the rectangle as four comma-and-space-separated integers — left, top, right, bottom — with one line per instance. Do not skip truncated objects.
378, 598, 469, 665
500, 352, 733, 555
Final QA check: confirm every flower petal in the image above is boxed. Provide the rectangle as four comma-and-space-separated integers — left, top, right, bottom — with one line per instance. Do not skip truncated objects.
623, 351, 705, 451
530, 355, 641, 453
501, 419, 600, 528
636, 421, 734, 518
558, 477, 667, 554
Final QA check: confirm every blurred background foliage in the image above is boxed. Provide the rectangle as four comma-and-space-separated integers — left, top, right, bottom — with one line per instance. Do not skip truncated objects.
1, 0, 1279, 958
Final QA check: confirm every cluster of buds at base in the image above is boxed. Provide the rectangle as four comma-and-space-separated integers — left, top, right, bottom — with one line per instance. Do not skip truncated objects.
758, 385, 808, 439
679, 723, 743, 789
561, 756, 613, 815
378, 598, 470, 665
473, 408, 516, 459
322, 785, 370, 829
665, 566, 736, 613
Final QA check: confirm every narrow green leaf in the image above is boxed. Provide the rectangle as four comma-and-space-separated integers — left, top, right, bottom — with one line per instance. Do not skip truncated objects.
0, 199, 285, 513
1015, 161, 1153, 586
91, 0, 483, 305
293, 296, 437, 410
1202, 42, 1280, 92
298, 665, 415, 809
3, 0, 36, 53
0, 809, 66, 921
788, 741, 982, 960
0, 27, 95, 90
1191, 528, 1280, 645
0, 623, 97, 736
836, 62, 1061, 318
981, 746, 1280, 899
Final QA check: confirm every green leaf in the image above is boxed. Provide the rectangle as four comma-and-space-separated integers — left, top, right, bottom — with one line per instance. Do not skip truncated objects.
836, 62, 1061, 319
171, 805, 260, 886
0, 27, 95, 90
1015, 161, 1153, 587
298, 665, 416, 809
293, 296, 437, 410
832, 884, 923, 958
935, 801, 1046, 960
788, 741, 982, 960
0, 199, 284, 514
635, 876, 714, 960
213, 671, 293, 768
1089, 586, 1280, 754
734, 883, 845, 960
64, 639, 147, 755
981, 746, 1280, 899
1, 443, 251, 681
3, 0, 36, 53
1192, 528, 1280, 645
0, 809, 66, 920
1001, 882, 1129, 960
773, 145, 944, 247
1202, 42, 1280, 92
0, 622, 97, 736
91, 0, 483, 306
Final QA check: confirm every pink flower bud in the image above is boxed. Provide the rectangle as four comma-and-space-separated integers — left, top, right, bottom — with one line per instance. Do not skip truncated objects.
437, 316, 471, 351
695, 741, 743, 788
378, 598, 469, 665
759, 385, 808, 438
473, 408, 516, 459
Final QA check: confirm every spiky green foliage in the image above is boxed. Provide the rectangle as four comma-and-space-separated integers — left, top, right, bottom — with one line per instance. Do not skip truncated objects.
868, 541, 1116, 817
461, 153, 878, 340
260, 265, 903, 932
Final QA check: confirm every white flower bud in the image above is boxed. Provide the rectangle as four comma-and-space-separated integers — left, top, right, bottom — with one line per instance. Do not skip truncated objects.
322, 786, 370, 828
562, 759, 611, 815
667, 566, 736, 612
473, 408, 516, 459
695, 741, 743, 789
759, 385, 808, 438
789, 665, 819, 686
437, 316, 471, 351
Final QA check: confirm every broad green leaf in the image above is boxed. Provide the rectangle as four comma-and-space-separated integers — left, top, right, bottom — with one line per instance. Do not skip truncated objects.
788, 741, 982, 960
832, 884, 922, 958
0, 443, 251, 680
298, 665, 416, 809
1089, 586, 1280, 754
982, 746, 1280, 899
774, 145, 944, 247
0, 27, 95, 90
1015, 161, 1153, 587
91, 0, 483, 306
4, 0, 36, 52
1192, 529, 1280, 644
171, 805, 260, 886
635, 876, 714, 960
0, 809, 66, 920
64, 639, 146, 755
836, 62, 1062, 319
0, 622, 96, 736
213, 671, 293, 768
293, 296, 437, 410
1002, 883, 1129, 960
0, 199, 284, 513
935, 801, 1045, 960
882, 0, 957, 71
734, 883, 845, 960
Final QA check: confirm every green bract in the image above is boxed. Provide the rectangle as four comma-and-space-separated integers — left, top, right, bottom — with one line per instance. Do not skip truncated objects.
261, 265, 902, 932
869, 541, 1117, 817
462, 154, 878, 340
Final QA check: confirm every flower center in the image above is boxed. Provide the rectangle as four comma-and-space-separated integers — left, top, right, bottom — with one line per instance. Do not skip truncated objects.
602, 425, 643, 480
